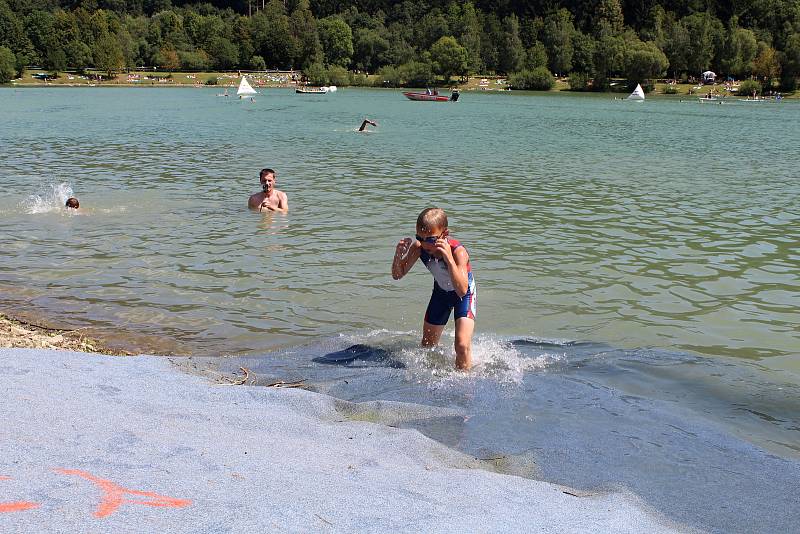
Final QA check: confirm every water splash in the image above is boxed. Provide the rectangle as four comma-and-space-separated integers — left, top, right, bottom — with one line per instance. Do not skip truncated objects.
335, 330, 565, 386
20, 183, 74, 214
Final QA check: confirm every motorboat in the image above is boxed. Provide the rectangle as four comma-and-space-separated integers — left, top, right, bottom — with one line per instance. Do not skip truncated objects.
403, 88, 459, 102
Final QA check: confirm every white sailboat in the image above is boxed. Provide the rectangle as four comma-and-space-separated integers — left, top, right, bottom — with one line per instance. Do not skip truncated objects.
627, 83, 645, 101
236, 76, 257, 98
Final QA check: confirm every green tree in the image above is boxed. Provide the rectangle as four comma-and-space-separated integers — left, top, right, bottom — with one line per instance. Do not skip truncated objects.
326, 64, 349, 85
721, 27, 757, 78
250, 2, 298, 69
682, 12, 724, 74
738, 78, 762, 96
415, 11, 449, 50
753, 42, 781, 87
45, 45, 67, 73
290, 0, 322, 69
250, 55, 266, 70
509, 66, 554, 90
542, 8, 575, 75
455, 2, 482, 73
571, 31, 595, 74
303, 61, 328, 85
1, 1, 29, 54
207, 37, 238, 70
178, 48, 209, 71
155, 44, 179, 71
23, 10, 54, 65
623, 39, 669, 83
318, 15, 353, 67
93, 34, 124, 76
498, 14, 525, 74
480, 13, 501, 73
662, 18, 689, 77
0, 45, 16, 82
593, 0, 624, 36
399, 59, 434, 87
780, 33, 800, 90
429, 35, 468, 81
352, 27, 388, 73
523, 41, 548, 70
593, 33, 626, 88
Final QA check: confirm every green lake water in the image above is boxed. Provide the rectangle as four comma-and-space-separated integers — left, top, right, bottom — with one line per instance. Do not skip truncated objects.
1, 87, 796, 369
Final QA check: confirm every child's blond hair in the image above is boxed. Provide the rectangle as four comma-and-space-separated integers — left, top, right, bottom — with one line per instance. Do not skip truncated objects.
416, 207, 448, 233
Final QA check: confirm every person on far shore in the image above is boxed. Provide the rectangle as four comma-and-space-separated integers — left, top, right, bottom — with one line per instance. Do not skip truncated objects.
65, 197, 79, 209
358, 119, 377, 132
391, 207, 476, 370
248, 168, 288, 213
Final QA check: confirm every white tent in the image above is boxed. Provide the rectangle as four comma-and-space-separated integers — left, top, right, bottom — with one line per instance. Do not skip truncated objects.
702, 71, 716, 83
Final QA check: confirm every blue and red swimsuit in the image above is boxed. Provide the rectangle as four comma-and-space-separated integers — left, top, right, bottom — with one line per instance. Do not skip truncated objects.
419, 238, 477, 325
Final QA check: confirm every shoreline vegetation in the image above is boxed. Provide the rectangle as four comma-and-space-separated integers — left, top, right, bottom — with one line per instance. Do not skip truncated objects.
1, 2, 798, 96
6, 70, 798, 98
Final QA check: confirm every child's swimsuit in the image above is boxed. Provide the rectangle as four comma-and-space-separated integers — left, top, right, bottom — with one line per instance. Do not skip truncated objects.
420, 238, 477, 325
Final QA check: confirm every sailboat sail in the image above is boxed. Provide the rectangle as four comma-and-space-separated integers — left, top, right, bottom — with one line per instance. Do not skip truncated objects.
627, 83, 645, 100
237, 76, 257, 96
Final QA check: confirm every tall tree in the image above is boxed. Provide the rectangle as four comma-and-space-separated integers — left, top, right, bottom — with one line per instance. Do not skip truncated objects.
93, 33, 124, 75
542, 8, 574, 75
498, 14, 524, 73
429, 35, 469, 81
318, 15, 353, 67
623, 38, 668, 82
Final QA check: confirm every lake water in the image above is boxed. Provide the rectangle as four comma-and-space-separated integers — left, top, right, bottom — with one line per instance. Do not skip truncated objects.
1, 87, 799, 532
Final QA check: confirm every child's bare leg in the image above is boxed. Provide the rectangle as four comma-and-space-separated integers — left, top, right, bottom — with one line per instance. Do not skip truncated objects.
454, 317, 475, 370
421, 321, 444, 347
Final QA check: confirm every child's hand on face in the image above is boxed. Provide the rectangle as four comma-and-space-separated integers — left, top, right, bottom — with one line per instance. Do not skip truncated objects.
435, 236, 453, 261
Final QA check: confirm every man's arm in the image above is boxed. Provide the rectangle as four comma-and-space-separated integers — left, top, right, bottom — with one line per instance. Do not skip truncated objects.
248, 193, 262, 210
275, 192, 288, 213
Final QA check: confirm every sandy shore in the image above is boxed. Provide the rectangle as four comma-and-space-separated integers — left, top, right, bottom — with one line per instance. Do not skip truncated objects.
0, 347, 690, 532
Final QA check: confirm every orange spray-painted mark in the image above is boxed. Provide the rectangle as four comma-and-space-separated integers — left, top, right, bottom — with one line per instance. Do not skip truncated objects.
54, 469, 191, 518
0, 502, 40, 513
0, 477, 40, 513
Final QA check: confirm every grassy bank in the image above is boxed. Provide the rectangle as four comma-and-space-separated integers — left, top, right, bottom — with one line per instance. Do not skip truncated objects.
8, 69, 796, 99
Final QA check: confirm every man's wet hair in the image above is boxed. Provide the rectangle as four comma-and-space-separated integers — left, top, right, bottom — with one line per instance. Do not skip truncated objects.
259, 168, 276, 179
417, 207, 448, 232
65, 197, 79, 209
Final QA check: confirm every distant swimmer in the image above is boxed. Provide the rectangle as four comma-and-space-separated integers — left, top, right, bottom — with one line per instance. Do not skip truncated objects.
248, 168, 288, 213
391, 207, 476, 370
358, 119, 377, 132
65, 197, 79, 209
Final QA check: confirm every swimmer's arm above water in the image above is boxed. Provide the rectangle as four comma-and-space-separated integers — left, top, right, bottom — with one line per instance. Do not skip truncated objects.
391, 237, 420, 279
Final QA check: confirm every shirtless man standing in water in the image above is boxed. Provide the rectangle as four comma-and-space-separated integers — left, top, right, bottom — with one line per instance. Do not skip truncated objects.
248, 168, 288, 213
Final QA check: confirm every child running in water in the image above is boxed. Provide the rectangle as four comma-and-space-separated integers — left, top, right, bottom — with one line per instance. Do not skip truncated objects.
391, 207, 476, 370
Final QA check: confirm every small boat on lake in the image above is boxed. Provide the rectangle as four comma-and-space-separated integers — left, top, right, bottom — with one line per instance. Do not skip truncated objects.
403, 88, 459, 102
296, 87, 328, 94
